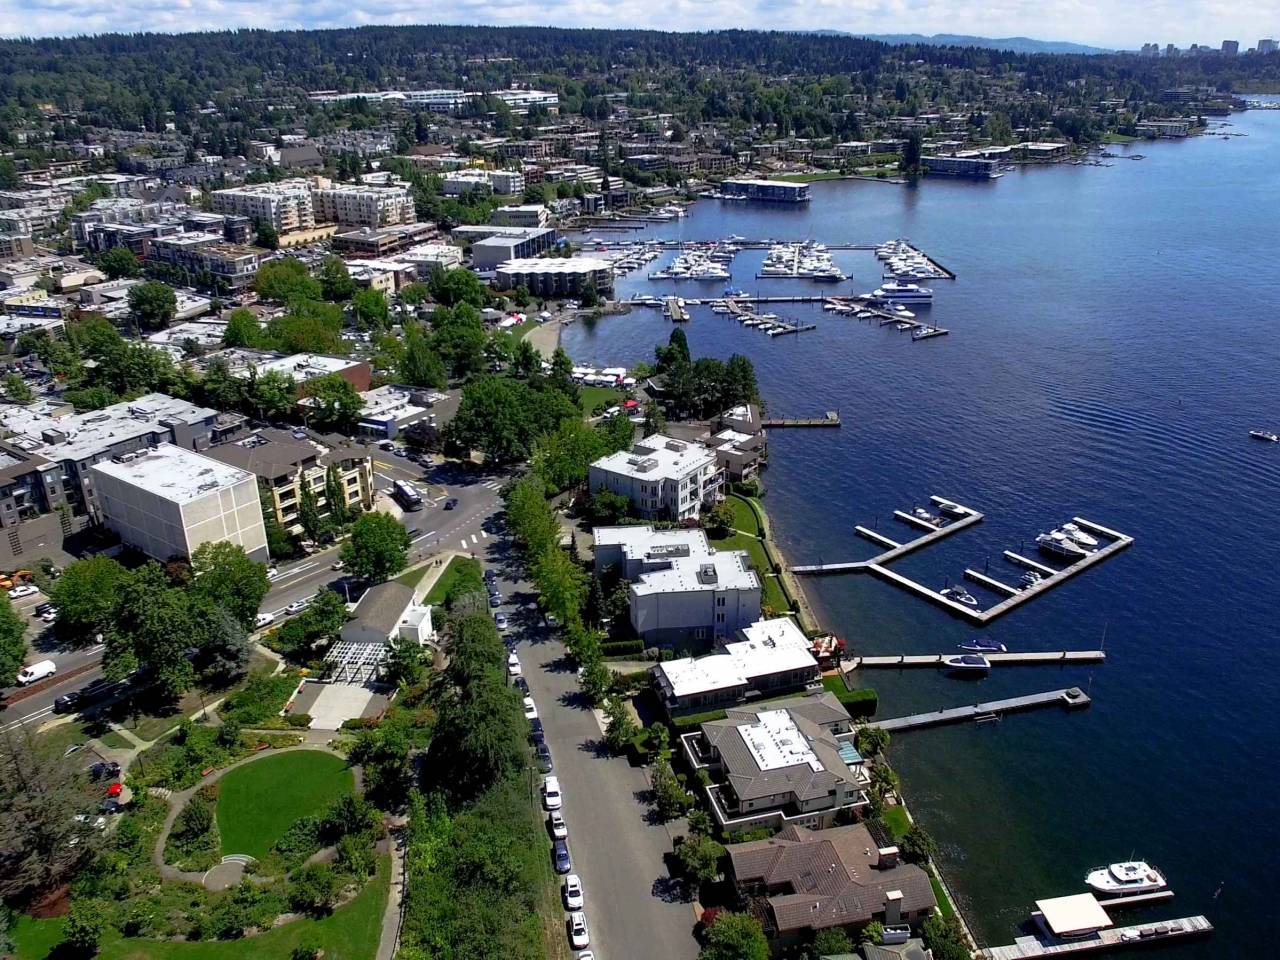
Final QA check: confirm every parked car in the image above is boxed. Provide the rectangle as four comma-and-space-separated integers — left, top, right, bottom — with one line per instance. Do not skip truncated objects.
16, 659, 56, 685
495, 612, 509, 631
529, 717, 545, 743
523, 696, 538, 720
40, 607, 58, 623
483, 568, 497, 584
545, 613, 560, 629
34, 601, 54, 616
567, 912, 590, 950
488, 592, 502, 608
553, 838, 572, 874
563, 874, 584, 910
284, 599, 310, 615
443, 498, 458, 510
8, 584, 37, 599
507, 652, 521, 676
514, 675, 529, 694
542, 775, 562, 810
89, 760, 122, 780
535, 742, 553, 772
548, 810, 568, 840
255, 611, 277, 629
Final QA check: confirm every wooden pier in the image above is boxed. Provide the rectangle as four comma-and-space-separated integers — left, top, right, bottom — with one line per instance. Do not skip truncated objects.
873, 688, 1091, 732
663, 297, 689, 322
981, 915, 1211, 959
792, 510, 1133, 625
842, 651, 1105, 670
763, 412, 841, 428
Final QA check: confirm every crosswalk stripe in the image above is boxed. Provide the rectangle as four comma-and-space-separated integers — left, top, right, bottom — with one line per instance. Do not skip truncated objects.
460, 539, 468, 549
470, 533, 478, 545
480, 530, 488, 539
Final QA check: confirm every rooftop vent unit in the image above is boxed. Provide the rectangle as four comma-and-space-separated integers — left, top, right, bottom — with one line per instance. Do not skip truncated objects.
665, 440, 686, 452
696, 563, 718, 585
112, 451, 141, 464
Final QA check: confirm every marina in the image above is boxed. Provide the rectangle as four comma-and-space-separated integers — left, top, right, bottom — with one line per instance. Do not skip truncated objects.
981, 917, 1212, 960
792, 503, 1133, 625
762, 412, 842, 428
872, 687, 1092, 732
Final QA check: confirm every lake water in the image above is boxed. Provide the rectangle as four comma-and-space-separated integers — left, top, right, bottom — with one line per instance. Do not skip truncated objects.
562, 109, 1279, 955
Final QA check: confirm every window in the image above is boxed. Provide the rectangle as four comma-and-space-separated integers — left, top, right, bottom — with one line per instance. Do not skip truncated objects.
716, 596, 726, 607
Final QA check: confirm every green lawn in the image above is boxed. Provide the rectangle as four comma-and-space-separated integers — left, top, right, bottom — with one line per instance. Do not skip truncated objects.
725, 494, 763, 537
12, 857, 390, 960
768, 171, 849, 182
401, 554, 483, 605
1101, 132, 1140, 143
881, 804, 912, 839
929, 867, 957, 920
98, 729, 133, 750
578, 385, 626, 415
708, 529, 788, 613
216, 750, 353, 860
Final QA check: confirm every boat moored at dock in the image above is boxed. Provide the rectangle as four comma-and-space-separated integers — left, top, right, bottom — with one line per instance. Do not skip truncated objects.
1085, 861, 1168, 896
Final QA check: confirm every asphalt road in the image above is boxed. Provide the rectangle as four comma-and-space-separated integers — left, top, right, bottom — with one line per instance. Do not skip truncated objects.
0, 455, 508, 734
487, 540, 701, 960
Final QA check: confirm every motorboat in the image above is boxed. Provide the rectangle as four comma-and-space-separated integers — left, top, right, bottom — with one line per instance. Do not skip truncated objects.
935, 499, 968, 518
944, 654, 990, 672
1085, 861, 1168, 896
958, 637, 1007, 653
1020, 570, 1044, 588
940, 585, 979, 607
1250, 430, 1280, 442
912, 507, 941, 525
872, 281, 933, 302
1059, 522, 1099, 548
1036, 530, 1089, 560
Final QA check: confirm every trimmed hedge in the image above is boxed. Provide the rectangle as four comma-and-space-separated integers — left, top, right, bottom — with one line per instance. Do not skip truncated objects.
601, 639, 644, 657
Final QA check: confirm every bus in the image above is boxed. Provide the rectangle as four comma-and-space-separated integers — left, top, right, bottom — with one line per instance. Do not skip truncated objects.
392, 480, 424, 512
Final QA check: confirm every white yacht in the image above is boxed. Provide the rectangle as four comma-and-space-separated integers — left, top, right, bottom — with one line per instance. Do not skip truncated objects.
941, 585, 979, 607
1085, 861, 1168, 896
873, 281, 933, 303
1036, 530, 1089, 560
1059, 522, 1099, 548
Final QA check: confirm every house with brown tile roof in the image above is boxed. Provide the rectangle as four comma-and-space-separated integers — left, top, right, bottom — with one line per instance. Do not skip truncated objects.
728, 823, 935, 946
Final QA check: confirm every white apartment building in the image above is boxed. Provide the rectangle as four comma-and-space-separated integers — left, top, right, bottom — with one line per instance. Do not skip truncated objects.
311, 181, 416, 227
90, 443, 268, 562
211, 180, 315, 232
593, 525, 760, 647
441, 169, 526, 197
588, 434, 722, 521
490, 204, 551, 228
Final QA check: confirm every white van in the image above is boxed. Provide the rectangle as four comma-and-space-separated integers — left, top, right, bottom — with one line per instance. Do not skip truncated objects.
16, 659, 56, 686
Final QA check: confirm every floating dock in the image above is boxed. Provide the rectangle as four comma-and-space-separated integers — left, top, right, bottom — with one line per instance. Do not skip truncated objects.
873, 688, 1091, 732
792, 508, 1133, 625
981, 915, 1212, 959
842, 651, 1105, 670
663, 297, 689, 322
763, 412, 841, 428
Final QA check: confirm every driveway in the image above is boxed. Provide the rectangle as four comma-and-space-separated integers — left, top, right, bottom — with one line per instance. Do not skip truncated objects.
487, 538, 700, 960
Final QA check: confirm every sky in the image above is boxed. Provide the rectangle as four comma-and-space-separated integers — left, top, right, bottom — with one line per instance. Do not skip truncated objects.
0, 0, 1274, 50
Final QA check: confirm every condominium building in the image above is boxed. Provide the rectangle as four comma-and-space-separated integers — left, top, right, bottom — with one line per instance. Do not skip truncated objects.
91, 443, 268, 562
681, 693, 872, 832
310, 181, 416, 228
148, 232, 263, 292
593, 525, 760, 647
493, 257, 613, 297
588, 434, 722, 521
490, 204, 551, 228
441, 169, 526, 197
211, 180, 315, 233
205, 428, 373, 536
720, 179, 811, 202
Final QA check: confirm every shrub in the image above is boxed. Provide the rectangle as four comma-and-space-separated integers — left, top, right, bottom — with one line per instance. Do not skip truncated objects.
341, 717, 379, 731
284, 713, 313, 728
601, 639, 644, 657
289, 864, 342, 916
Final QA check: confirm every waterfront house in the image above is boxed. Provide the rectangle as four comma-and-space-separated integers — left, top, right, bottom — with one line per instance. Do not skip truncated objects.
653, 616, 820, 715
727, 822, 936, 947
681, 693, 871, 832
588, 434, 723, 521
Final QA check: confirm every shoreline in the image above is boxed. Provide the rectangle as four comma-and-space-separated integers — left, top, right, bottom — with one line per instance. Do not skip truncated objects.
522, 317, 563, 359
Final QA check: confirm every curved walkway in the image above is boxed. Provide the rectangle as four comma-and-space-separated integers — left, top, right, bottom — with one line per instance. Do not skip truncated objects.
151, 744, 349, 888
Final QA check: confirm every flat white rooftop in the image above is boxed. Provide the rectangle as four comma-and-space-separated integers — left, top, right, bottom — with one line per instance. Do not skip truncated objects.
496, 257, 611, 274
6, 393, 216, 463
592, 434, 714, 482
657, 617, 815, 698
250, 353, 359, 380
91, 442, 252, 503
738, 708, 821, 773
1036, 893, 1114, 938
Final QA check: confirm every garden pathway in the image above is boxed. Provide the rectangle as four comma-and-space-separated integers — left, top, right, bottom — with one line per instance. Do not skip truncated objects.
150, 744, 348, 889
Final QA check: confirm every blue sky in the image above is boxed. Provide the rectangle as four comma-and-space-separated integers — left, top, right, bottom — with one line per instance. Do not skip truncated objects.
0, 0, 1274, 49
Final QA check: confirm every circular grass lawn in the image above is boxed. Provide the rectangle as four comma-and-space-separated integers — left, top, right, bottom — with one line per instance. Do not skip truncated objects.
216, 750, 354, 861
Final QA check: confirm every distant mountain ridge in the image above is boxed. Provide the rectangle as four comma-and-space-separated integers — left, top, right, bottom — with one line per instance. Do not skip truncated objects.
812, 31, 1109, 55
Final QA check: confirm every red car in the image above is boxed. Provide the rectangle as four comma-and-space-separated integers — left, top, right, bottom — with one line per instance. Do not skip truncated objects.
106, 782, 123, 798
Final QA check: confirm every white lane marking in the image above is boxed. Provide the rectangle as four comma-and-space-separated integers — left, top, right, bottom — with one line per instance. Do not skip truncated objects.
410, 530, 436, 543
470, 533, 479, 545
459, 539, 468, 549
274, 561, 319, 582
480, 530, 489, 539
1, 704, 54, 732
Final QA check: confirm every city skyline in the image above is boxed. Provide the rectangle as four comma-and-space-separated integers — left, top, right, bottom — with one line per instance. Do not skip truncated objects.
0, 0, 1275, 50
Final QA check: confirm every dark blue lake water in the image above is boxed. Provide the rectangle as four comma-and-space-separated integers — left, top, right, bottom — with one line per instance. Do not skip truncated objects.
562, 109, 1280, 954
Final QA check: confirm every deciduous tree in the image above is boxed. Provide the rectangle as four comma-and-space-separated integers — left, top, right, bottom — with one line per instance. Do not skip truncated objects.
189, 540, 270, 630
341, 512, 411, 583
699, 912, 769, 960
127, 281, 177, 331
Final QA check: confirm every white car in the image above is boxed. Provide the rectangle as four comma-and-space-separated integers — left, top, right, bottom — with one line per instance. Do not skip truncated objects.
563, 874, 584, 910
40, 607, 58, 623
548, 810, 568, 839
8, 584, 37, 599
255, 612, 276, 629
331, 560, 345, 571
577, 953, 595, 960
567, 912, 590, 950
284, 599, 310, 615
507, 652, 522, 677
523, 696, 538, 720
542, 775, 562, 810
266, 566, 280, 580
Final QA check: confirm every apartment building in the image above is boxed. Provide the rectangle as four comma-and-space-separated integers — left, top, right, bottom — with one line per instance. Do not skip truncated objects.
588, 434, 722, 521
490, 204, 552, 228
593, 525, 760, 647
148, 232, 263, 292
310, 181, 415, 228
493, 257, 613, 297
205, 428, 373, 536
211, 180, 315, 232
91, 443, 268, 562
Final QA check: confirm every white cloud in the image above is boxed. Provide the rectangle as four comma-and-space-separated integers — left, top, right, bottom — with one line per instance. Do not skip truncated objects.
0, 0, 1274, 50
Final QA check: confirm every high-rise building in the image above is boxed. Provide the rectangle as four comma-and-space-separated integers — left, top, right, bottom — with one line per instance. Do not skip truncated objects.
1221, 40, 1240, 55
211, 180, 315, 233
1165, 44, 1179, 57
1259, 39, 1279, 54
